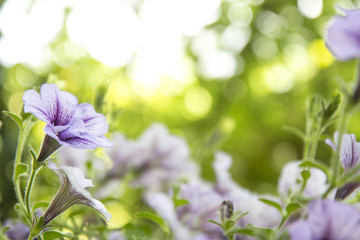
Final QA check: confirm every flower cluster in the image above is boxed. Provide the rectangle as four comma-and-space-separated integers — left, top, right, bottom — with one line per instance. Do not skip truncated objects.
4, 83, 113, 239
6, 4, 360, 240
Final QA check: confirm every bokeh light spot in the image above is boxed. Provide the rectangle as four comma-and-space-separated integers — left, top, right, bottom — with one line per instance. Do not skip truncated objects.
107, 202, 132, 228
67, 0, 141, 67
198, 50, 237, 79
265, 65, 294, 94
184, 86, 212, 118
252, 35, 278, 61
297, 0, 323, 19
220, 25, 252, 54
256, 11, 286, 39
309, 39, 334, 68
227, 2, 253, 27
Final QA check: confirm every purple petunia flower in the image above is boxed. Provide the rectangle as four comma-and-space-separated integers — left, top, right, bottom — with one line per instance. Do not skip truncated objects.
326, 132, 360, 199
288, 199, 360, 240
107, 124, 198, 192
4, 220, 30, 240
42, 162, 111, 226
326, 9, 360, 61
213, 152, 282, 229
326, 132, 360, 171
22, 83, 113, 162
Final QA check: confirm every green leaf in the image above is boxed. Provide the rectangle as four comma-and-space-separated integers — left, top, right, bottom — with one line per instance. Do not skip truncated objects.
282, 126, 305, 140
324, 91, 341, 120
299, 160, 330, 178
1, 226, 10, 235
136, 211, 169, 233
15, 163, 28, 179
2, 111, 22, 129
208, 219, 224, 229
258, 198, 282, 213
234, 211, 249, 222
32, 202, 49, 213
174, 199, 189, 208
42, 230, 72, 240
285, 202, 302, 215
224, 227, 255, 237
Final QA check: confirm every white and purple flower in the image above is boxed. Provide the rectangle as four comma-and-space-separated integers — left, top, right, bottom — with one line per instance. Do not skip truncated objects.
326, 132, 360, 171
42, 162, 111, 226
23, 83, 113, 162
107, 124, 198, 192
277, 161, 328, 198
288, 199, 360, 240
326, 9, 360, 61
326, 132, 360, 199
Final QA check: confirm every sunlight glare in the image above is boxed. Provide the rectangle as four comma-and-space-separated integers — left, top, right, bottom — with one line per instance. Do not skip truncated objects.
67, 0, 141, 67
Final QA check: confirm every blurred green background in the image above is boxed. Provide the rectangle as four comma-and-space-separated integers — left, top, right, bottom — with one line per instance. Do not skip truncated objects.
1, 0, 360, 222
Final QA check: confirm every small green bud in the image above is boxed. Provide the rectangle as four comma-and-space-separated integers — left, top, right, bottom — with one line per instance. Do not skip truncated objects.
324, 92, 341, 120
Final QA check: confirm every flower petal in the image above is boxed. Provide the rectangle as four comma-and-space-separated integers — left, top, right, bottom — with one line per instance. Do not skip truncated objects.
74, 103, 109, 136
326, 9, 360, 61
39, 84, 78, 125
61, 135, 113, 149
23, 89, 51, 124
87, 198, 112, 222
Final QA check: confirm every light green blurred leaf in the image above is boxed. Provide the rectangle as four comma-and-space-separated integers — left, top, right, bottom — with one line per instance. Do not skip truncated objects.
136, 211, 169, 233
285, 202, 302, 216
15, 163, 28, 179
42, 230, 72, 240
300, 160, 329, 178
32, 202, 49, 213
258, 198, 282, 213
283, 126, 305, 140
2, 111, 22, 129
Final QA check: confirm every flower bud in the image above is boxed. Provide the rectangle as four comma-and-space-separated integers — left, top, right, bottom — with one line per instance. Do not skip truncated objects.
219, 200, 233, 223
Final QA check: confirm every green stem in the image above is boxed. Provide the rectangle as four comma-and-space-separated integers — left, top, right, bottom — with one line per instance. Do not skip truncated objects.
331, 108, 349, 185
24, 160, 42, 216
27, 231, 36, 240
322, 183, 335, 198
12, 118, 34, 220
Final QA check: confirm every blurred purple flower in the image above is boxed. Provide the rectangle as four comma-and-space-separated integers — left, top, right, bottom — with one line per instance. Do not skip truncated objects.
278, 161, 328, 198
23, 83, 112, 162
326, 132, 360, 171
326, 132, 360, 199
107, 124, 198, 191
288, 199, 360, 240
57, 147, 109, 181
326, 9, 360, 61
4, 221, 30, 240
213, 152, 282, 229
108, 231, 127, 240
145, 183, 226, 240
43, 162, 111, 226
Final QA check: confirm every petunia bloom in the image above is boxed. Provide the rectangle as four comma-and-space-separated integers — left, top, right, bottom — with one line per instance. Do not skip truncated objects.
22, 83, 113, 162
42, 162, 111, 226
326, 9, 360, 61
4, 220, 30, 240
288, 199, 360, 240
213, 152, 282, 229
326, 132, 360, 170
326, 132, 360, 199
107, 124, 198, 192
278, 161, 328, 198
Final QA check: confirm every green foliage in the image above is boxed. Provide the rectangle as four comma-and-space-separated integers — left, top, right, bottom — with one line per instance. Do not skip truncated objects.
42, 230, 72, 240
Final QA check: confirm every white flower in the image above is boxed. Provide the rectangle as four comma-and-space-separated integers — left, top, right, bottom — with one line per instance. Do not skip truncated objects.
43, 162, 111, 226
278, 161, 328, 198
